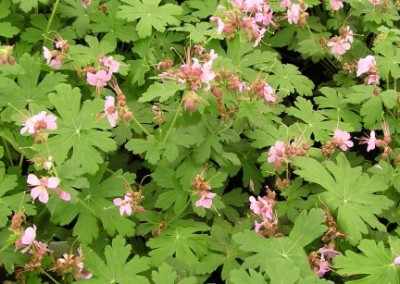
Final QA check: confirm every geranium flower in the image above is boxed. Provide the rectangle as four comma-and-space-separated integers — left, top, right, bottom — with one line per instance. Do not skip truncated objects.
100, 56, 120, 74
87, 70, 112, 93
287, 4, 301, 24
27, 174, 60, 203
20, 225, 36, 253
332, 129, 354, 151
267, 141, 286, 163
104, 96, 119, 127
356, 55, 377, 77
327, 37, 350, 56
113, 195, 133, 216
20, 111, 57, 135
330, 0, 343, 10
195, 192, 216, 209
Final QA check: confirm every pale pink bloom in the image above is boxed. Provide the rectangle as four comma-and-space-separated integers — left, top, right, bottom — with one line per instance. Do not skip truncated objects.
55, 39, 68, 49
201, 62, 216, 91
76, 247, 93, 280
316, 247, 340, 277
20, 225, 36, 253
280, 0, 291, 8
263, 83, 277, 103
356, 55, 377, 77
113, 195, 133, 216
366, 74, 380, 85
254, 221, 263, 233
255, 5, 273, 26
81, 0, 91, 8
210, 16, 225, 34
369, 0, 381, 5
267, 141, 286, 163
332, 129, 353, 151
43, 156, 53, 170
104, 96, 118, 127
21, 226, 36, 246
243, 0, 264, 12
87, 70, 112, 87
249, 196, 273, 220
100, 56, 120, 74
27, 174, 60, 204
54, 188, 71, 201
42, 47, 62, 69
394, 256, 400, 265
360, 130, 377, 152
330, 0, 343, 10
20, 111, 57, 135
195, 192, 216, 209
341, 26, 354, 43
254, 27, 266, 47
287, 4, 301, 24
327, 38, 351, 56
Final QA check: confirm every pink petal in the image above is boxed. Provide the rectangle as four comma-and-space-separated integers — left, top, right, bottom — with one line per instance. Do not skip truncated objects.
27, 174, 41, 186
113, 198, 123, 206
47, 177, 60, 189
38, 190, 49, 203
21, 226, 36, 245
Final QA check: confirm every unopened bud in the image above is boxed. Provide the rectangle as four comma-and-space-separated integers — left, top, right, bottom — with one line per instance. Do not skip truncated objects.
122, 111, 133, 121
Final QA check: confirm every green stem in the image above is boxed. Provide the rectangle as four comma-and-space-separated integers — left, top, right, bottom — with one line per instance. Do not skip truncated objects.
0, 243, 11, 254
1, 137, 14, 166
44, 0, 61, 43
162, 98, 184, 143
131, 116, 158, 142
18, 154, 25, 168
41, 269, 61, 284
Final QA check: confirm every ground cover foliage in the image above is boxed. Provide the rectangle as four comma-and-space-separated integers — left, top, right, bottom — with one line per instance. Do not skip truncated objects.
1, 0, 400, 283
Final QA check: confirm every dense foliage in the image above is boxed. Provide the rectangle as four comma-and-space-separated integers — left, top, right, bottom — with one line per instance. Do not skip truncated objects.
1, 0, 400, 283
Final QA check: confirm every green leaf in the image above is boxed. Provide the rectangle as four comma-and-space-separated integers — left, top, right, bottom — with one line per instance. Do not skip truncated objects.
0, 54, 67, 121
151, 262, 197, 284
0, 22, 19, 38
58, 0, 92, 37
270, 63, 314, 96
12, 0, 39, 13
289, 208, 327, 247
147, 225, 210, 268
186, 0, 218, 19
138, 82, 186, 103
125, 138, 162, 165
294, 153, 394, 245
334, 237, 400, 284
233, 230, 319, 281
43, 84, 117, 174
82, 236, 150, 284
117, 0, 183, 38
174, 22, 214, 43
230, 268, 267, 284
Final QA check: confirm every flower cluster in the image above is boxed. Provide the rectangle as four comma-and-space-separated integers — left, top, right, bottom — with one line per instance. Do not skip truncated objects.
191, 165, 217, 209
359, 122, 392, 158
267, 140, 308, 170
14, 225, 52, 271
54, 248, 92, 280
86, 56, 120, 94
327, 26, 354, 56
158, 49, 217, 92
20, 111, 57, 136
249, 79, 278, 104
281, 0, 309, 26
42, 35, 69, 69
27, 174, 70, 204
113, 185, 145, 216
249, 187, 281, 237
308, 246, 340, 277
356, 55, 380, 85
210, 0, 275, 47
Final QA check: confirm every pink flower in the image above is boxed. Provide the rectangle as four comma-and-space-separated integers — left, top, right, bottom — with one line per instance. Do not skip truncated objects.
330, 0, 343, 10
263, 83, 277, 103
369, 0, 381, 5
366, 74, 380, 85
280, 0, 291, 8
332, 129, 353, 151
327, 37, 351, 56
243, 0, 264, 12
21, 111, 57, 135
267, 141, 286, 163
113, 195, 133, 216
394, 256, 400, 265
287, 4, 301, 24
316, 247, 340, 277
27, 174, 60, 204
104, 96, 119, 127
43, 156, 53, 170
249, 196, 274, 220
42, 47, 62, 69
87, 70, 112, 92
341, 26, 354, 43
54, 188, 71, 201
20, 225, 36, 253
195, 192, 216, 209
210, 16, 225, 35
100, 56, 120, 74
359, 130, 377, 152
356, 55, 377, 77
81, 0, 91, 8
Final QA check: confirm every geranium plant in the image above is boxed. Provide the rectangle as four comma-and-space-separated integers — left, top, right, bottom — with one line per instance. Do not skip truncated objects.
1, 0, 400, 283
